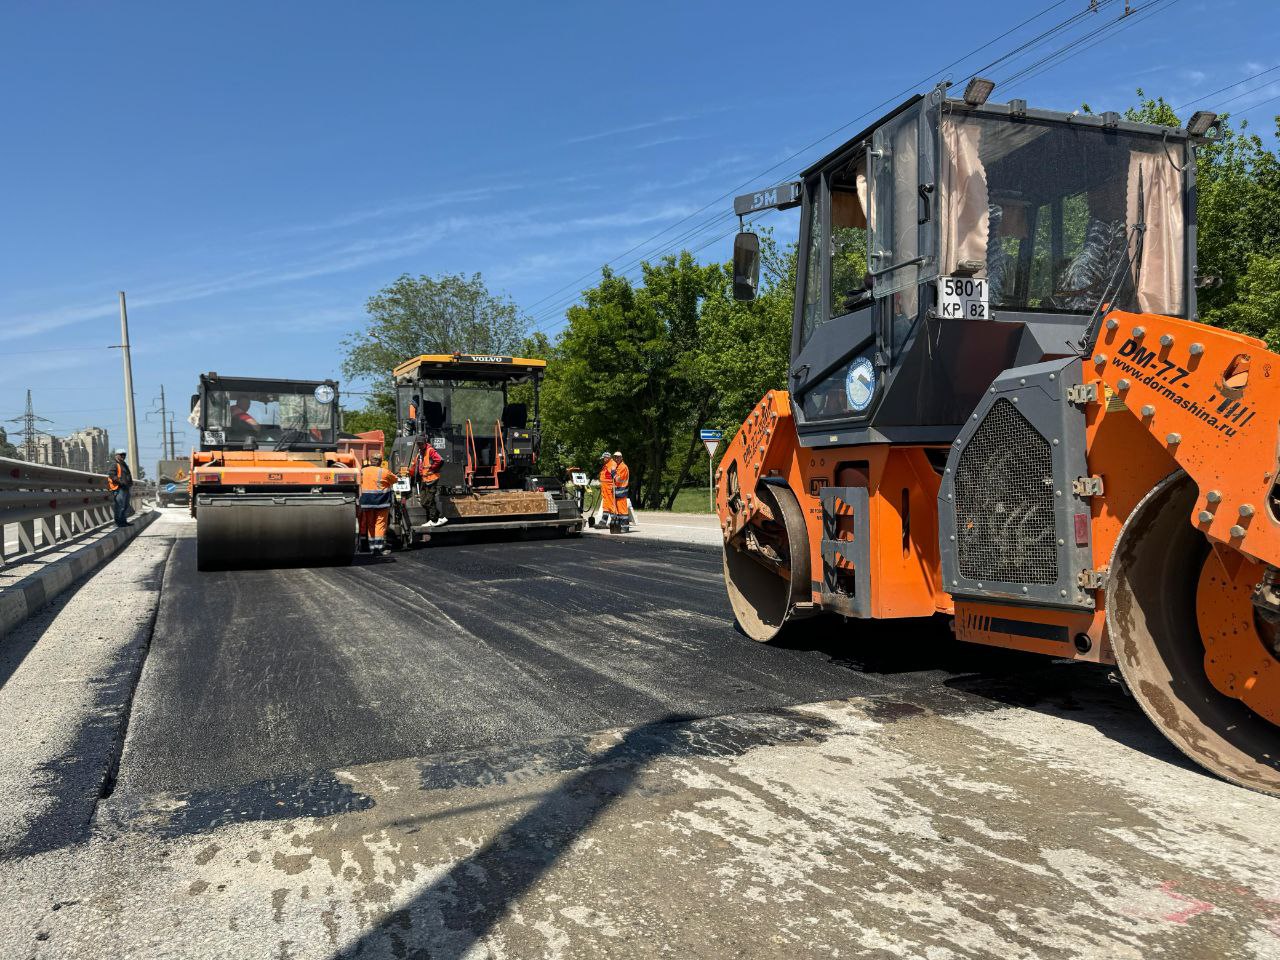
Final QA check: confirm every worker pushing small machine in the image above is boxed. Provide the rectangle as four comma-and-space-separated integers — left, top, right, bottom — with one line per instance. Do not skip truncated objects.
386, 353, 583, 542
189, 373, 359, 570
717, 80, 1280, 795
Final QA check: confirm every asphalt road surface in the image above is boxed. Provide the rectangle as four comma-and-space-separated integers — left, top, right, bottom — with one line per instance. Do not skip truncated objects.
112, 528, 971, 804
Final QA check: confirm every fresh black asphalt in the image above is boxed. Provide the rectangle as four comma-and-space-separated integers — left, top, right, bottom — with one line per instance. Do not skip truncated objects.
110, 529, 1063, 804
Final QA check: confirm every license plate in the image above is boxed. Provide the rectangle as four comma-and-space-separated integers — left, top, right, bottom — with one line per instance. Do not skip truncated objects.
393, 477, 411, 493
937, 276, 989, 320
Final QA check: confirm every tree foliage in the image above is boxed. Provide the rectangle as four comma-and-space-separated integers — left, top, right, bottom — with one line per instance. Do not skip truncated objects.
0, 427, 16, 460
341, 272, 529, 431
1124, 91, 1280, 342
541, 234, 795, 508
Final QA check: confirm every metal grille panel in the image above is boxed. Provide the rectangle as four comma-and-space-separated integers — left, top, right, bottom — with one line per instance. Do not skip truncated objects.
954, 398, 1058, 584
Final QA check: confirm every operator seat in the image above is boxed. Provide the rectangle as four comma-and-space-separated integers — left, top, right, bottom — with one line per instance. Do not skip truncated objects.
501, 403, 528, 429
422, 401, 446, 429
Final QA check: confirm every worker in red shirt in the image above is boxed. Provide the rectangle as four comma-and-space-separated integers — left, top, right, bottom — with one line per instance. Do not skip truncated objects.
358, 452, 398, 555
228, 399, 260, 440
413, 441, 446, 527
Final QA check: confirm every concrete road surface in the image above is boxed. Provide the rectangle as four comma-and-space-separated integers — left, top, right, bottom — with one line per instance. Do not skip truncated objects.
1, 511, 1278, 959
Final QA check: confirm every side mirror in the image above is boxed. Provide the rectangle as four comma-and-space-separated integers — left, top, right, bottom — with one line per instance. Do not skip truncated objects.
190, 394, 200, 411
733, 231, 760, 301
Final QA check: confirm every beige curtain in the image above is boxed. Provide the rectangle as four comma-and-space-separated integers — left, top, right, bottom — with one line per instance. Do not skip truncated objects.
892, 120, 920, 315
1127, 149, 1184, 315
940, 117, 989, 275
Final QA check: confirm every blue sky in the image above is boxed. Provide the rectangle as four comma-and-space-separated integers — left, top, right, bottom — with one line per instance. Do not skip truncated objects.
2, 0, 1277, 473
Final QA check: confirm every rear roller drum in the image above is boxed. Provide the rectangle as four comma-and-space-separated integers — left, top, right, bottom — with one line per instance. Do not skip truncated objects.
1108, 472, 1280, 795
196, 499, 357, 571
723, 483, 813, 643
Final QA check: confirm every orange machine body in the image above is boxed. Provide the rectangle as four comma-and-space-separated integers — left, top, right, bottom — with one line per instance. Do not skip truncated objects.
718, 307, 1280, 678
190, 449, 360, 507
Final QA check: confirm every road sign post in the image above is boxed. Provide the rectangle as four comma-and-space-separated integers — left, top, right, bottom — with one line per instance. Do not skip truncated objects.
699, 429, 724, 511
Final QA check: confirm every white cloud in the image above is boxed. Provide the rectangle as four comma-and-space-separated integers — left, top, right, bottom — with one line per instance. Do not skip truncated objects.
565, 113, 696, 145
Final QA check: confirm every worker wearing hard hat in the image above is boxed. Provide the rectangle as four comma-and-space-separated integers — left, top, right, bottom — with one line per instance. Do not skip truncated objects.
598, 451, 616, 526
107, 449, 133, 527
358, 452, 398, 555
611, 451, 632, 532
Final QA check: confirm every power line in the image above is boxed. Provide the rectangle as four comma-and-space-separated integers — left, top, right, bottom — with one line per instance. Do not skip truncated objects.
1211, 81, 1280, 113
1235, 93, 1280, 118
1177, 64, 1280, 110
1000, 0, 1182, 92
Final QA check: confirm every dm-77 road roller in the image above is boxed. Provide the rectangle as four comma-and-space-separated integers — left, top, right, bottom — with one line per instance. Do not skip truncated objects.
718, 80, 1280, 795
189, 372, 360, 570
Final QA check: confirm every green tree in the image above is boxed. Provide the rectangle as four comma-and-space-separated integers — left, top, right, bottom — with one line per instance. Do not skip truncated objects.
1124, 92, 1280, 342
0, 426, 16, 460
341, 398, 395, 440
341, 271, 529, 437
1211, 254, 1280, 350
541, 235, 799, 509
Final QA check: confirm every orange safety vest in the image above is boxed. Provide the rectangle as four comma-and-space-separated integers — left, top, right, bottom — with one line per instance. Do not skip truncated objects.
415, 444, 443, 484
359, 464, 397, 510
599, 458, 616, 514
107, 461, 130, 491
613, 461, 630, 514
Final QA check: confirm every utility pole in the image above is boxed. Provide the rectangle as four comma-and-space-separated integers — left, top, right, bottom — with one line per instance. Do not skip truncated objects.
114, 292, 141, 475
4, 390, 54, 462
159, 384, 169, 460
168, 413, 178, 461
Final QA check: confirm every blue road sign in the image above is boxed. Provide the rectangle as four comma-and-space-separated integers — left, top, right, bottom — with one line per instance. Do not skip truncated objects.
699, 429, 724, 441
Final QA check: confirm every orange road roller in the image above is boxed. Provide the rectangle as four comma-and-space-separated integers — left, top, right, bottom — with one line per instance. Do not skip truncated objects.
189, 373, 359, 570
718, 82, 1280, 794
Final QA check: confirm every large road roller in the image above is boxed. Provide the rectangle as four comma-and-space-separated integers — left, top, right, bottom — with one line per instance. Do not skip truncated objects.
718, 81, 1280, 794
189, 373, 359, 570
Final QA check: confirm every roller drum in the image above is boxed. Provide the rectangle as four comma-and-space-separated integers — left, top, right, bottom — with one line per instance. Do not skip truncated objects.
196, 494, 356, 571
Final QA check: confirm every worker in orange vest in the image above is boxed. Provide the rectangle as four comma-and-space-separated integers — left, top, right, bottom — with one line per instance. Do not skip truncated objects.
413, 441, 446, 527
106, 449, 133, 527
598, 451, 616, 526
611, 450, 632, 532
358, 452, 398, 555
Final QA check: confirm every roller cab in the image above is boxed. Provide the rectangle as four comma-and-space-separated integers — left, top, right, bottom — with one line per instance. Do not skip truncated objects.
717, 84, 1280, 793
190, 373, 359, 570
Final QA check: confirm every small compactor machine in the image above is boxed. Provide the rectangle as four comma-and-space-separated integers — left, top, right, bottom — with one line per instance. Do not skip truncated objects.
387, 353, 583, 542
189, 373, 359, 570
717, 82, 1280, 795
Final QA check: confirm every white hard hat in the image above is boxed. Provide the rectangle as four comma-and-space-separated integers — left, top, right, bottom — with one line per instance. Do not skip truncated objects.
612, 451, 622, 458
114, 448, 127, 455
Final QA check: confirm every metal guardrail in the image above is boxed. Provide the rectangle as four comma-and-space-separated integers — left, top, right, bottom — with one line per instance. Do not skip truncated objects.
0, 456, 116, 568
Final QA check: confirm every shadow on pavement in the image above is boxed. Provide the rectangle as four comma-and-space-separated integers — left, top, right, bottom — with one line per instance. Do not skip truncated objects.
335, 710, 820, 960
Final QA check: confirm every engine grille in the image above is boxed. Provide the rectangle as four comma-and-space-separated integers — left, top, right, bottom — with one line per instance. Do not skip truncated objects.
954, 398, 1058, 585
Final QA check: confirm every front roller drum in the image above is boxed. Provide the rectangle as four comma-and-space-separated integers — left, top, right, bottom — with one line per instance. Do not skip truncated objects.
723, 483, 814, 643
1107, 472, 1280, 795
196, 495, 357, 571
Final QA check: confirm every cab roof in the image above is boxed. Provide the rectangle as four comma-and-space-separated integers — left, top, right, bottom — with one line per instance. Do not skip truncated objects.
799, 90, 1195, 180
393, 353, 548, 383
